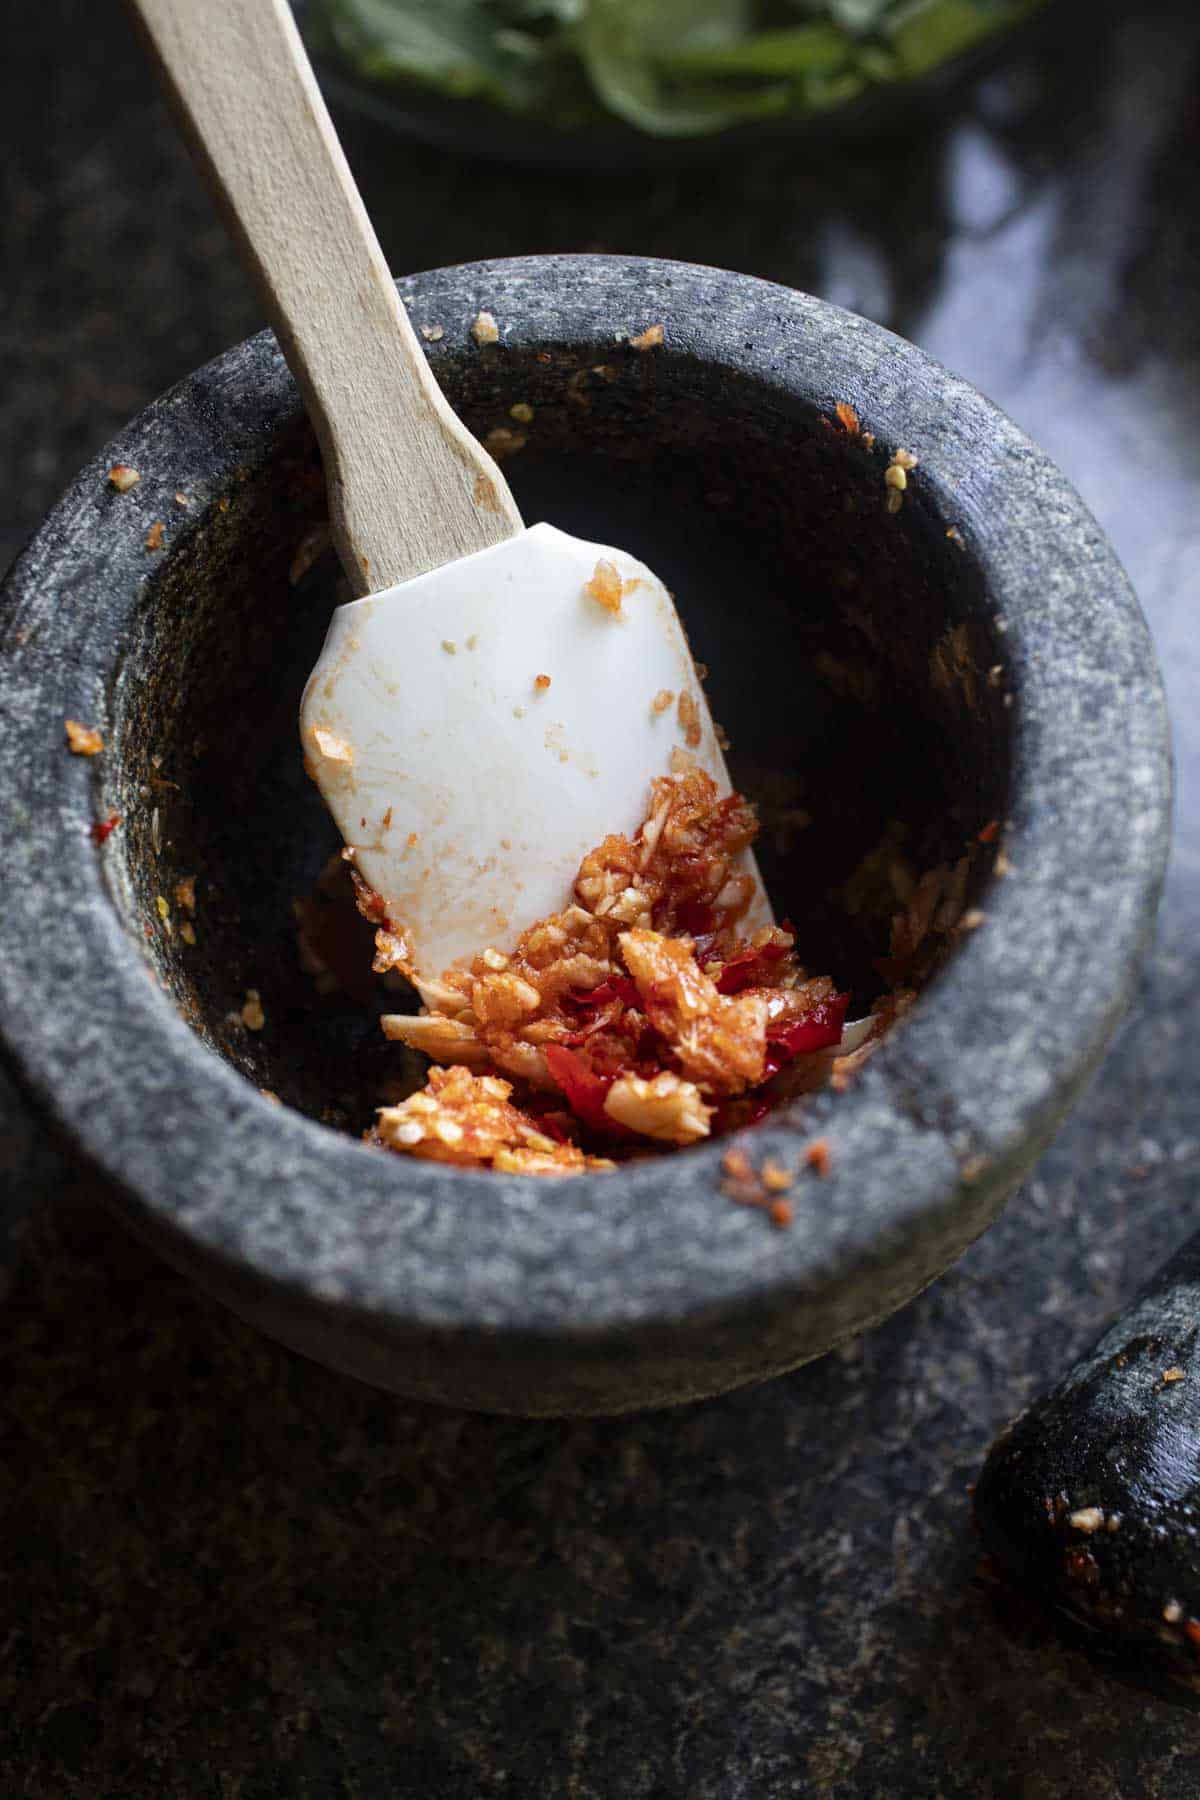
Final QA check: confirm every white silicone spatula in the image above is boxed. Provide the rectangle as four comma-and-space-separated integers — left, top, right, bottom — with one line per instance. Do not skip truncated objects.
131, 0, 767, 975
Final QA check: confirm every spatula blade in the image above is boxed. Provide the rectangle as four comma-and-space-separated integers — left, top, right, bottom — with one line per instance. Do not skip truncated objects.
300, 522, 769, 974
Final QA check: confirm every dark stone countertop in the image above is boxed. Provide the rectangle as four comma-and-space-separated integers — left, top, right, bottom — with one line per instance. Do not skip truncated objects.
3, 2, 1199, 1792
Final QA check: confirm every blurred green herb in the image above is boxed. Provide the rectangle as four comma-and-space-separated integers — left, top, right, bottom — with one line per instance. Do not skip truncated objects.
303, 0, 1046, 138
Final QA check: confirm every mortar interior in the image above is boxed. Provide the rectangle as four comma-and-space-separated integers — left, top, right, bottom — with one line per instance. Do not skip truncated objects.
104, 345, 1011, 1140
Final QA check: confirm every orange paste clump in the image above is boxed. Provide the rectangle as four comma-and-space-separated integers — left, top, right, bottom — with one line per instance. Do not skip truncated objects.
368, 769, 903, 1175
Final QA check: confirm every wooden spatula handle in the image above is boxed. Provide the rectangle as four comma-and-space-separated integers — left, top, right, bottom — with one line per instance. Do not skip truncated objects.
128, 0, 522, 595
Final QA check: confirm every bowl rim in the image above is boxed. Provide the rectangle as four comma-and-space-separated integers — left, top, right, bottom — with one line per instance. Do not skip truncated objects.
296, 0, 1063, 171
0, 255, 1171, 1378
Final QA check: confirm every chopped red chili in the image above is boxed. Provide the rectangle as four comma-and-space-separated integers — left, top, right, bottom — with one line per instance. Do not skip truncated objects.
761, 993, 849, 1080
519, 1090, 581, 1141
89, 812, 121, 844
560, 1022, 609, 1049
544, 1043, 624, 1136
564, 976, 641, 1013
713, 955, 761, 994
711, 920, 796, 994
675, 900, 716, 938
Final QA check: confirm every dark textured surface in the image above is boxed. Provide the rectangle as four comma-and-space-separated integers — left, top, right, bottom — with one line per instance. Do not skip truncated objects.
975, 1228, 1200, 1698
2, 0, 1199, 1789
0, 254, 1168, 1413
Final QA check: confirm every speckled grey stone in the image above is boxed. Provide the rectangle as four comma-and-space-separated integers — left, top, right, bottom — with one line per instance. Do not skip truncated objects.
0, 251, 1170, 1415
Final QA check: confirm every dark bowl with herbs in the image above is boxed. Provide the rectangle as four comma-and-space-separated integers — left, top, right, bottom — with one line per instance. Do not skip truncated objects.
0, 255, 1169, 1414
297, 0, 1056, 167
